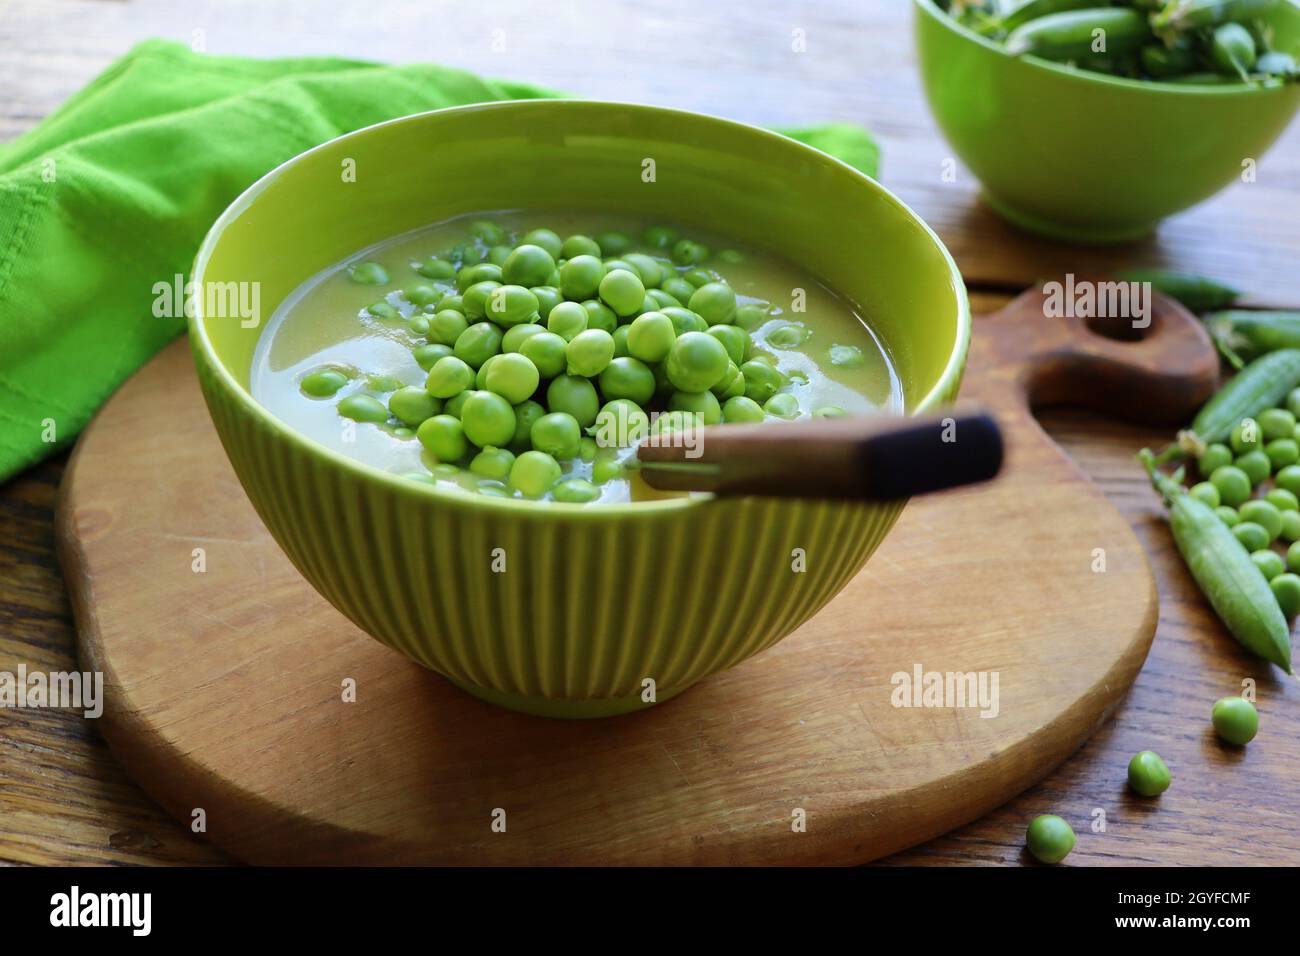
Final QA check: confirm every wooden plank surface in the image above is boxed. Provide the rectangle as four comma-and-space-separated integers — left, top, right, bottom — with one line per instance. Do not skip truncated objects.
2, 0, 1299, 866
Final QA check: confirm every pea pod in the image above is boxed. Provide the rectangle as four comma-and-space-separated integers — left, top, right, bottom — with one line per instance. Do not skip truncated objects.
1006, 8, 1152, 60
1211, 22, 1258, 79
1161, 348, 1300, 460
1001, 0, 1098, 31
1140, 451, 1293, 672
1204, 310, 1300, 369
1153, 0, 1280, 32
1115, 268, 1241, 312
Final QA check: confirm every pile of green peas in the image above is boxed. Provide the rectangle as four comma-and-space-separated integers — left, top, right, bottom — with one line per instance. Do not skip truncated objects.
942, 0, 1299, 86
301, 220, 851, 503
1187, 391, 1300, 618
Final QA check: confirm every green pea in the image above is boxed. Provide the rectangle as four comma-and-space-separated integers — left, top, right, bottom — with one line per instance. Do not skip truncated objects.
450, 242, 484, 267
1288, 388, 1300, 419
365, 374, 402, 393
661, 306, 707, 336
1239, 500, 1282, 540
337, 393, 389, 423
566, 329, 615, 378
648, 288, 681, 310
553, 478, 600, 503
599, 269, 647, 317
547, 301, 589, 342
734, 302, 772, 331
409, 315, 431, 336
461, 280, 502, 320
1216, 506, 1240, 527
711, 362, 746, 401
1266, 487, 1299, 512
425, 356, 474, 399
426, 309, 468, 347
1198, 443, 1233, 477
501, 322, 547, 354
520, 331, 569, 379
603, 259, 635, 276
416, 414, 467, 462
388, 386, 441, 426
579, 436, 598, 462
503, 244, 556, 287
612, 325, 631, 358
1275, 571, 1300, 618
591, 399, 650, 448
592, 455, 625, 484
596, 231, 630, 256
1210, 465, 1252, 507
413, 343, 453, 372
367, 300, 401, 320
683, 268, 717, 288
669, 390, 722, 425
443, 391, 471, 419
511, 399, 546, 451
624, 253, 664, 289
1127, 751, 1171, 797
484, 285, 539, 328
1234, 521, 1270, 552
522, 229, 563, 259
561, 234, 601, 259
469, 446, 515, 482
722, 395, 765, 423
547, 375, 600, 428
453, 322, 503, 369
1025, 815, 1075, 865
764, 393, 801, 420
1266, 438, 1299, 471
486, 245, 513, 267
1251, 549, 1286, 581
456, 263, 503, 293
300, 368, 349, 398
1258, 407, 1296, 441
768, 323, 811, 349
1287, 539, 1300, 574
627, 312, 677, 364
666, 331, 730, 393
661, 277, 697, 306
459, 390, 516, 449
483, 352, 540, 405
531, 411, 582, 459
467, 219, 505, 245
1230, 418, 1261, 455
830, 344, 865, 368
415, 257, 456, 280
581, 299, 618, 334
405, 284, 442, 308
529, 286, 562, 321
740, 359, 785, 404
350, 261, 388, 285
438, 294, 465, 314
1277, 464, 1300, 496
1211, 696, 1259, 745
599, 357, 656, 405
671, 238, 709, 266
688, 282, 737, 324
560, 255, 604, 301
707, 324, 748, 365
641, 225, 677, 250
509, 450, 562, 497
1189, 481, 1221, 508
1280, 509, 1300, 542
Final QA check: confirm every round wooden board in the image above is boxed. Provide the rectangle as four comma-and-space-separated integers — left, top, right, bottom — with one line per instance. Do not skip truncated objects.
56, 288, 1218, 865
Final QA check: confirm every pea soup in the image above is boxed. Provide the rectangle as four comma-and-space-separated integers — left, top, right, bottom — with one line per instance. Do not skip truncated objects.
251, 212, 902, 503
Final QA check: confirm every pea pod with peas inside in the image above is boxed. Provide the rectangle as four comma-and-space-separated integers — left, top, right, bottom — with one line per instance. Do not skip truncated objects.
1157, 349, 1300, 461
1005, 8, 1152, 60
1203, 311, 1300, 370
1140, 450, 1293, 672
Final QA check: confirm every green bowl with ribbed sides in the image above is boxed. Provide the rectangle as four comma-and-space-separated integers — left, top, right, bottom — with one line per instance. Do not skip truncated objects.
914, 0, 1300, 243
189, 101, 968, 718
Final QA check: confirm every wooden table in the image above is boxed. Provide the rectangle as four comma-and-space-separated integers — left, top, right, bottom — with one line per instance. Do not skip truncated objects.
2, 0, 1298, 866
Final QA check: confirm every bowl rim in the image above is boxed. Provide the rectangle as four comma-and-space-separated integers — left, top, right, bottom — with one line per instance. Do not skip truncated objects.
190, 98, 970, 517
914, 0, 1299, 96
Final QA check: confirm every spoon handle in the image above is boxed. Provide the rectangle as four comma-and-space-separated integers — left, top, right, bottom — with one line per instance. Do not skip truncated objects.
636, 410, 1003, 500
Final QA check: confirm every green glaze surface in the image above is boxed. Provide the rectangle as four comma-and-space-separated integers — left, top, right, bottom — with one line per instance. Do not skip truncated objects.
189, 100, 968, 717
914, 0, 1300, 242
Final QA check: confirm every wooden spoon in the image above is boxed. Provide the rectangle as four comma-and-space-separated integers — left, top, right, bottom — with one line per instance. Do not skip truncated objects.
636, 410, 1003, 500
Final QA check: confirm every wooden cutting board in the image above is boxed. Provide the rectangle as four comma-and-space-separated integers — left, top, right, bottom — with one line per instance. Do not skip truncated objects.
56, 286, 1218, 865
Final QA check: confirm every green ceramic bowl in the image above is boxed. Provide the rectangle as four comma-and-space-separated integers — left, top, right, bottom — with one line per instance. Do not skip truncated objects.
914, 0, 1300, 243
189, 100, 968, 718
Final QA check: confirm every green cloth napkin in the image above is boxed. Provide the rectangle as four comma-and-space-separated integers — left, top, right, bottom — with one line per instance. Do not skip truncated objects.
0, 39, 880, 482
